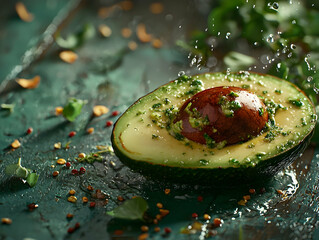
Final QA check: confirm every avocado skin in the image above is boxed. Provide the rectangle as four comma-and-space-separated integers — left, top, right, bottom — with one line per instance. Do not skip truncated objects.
111, 129, 314, 185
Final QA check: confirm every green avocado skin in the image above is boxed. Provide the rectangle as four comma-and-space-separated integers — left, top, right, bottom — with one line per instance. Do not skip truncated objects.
111, 130, 314, 185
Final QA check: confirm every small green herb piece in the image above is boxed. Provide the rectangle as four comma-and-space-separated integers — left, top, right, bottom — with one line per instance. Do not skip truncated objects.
62, 98, 86, 122
229, 91, 239, 97
199, 159, 209, 166
204, 133, 216, 148
107, 196, 148, 221
289, 99, 304, 107
5, 158, 39, 187
55, 23, 95, 49
275, 89, 282, 94
26, 173, 39, 187
258, 107, 264, 116
152, 134, 159, 139
1, 103, 15, 113
152, 103, 162, 109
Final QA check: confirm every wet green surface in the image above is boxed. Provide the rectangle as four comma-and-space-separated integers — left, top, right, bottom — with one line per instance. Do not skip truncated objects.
1, 0, 319, 239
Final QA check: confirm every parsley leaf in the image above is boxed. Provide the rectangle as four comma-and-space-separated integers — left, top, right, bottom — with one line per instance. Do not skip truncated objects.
5, 158, 39, 187
107, 197, 149, 221
62, 98, 86, 122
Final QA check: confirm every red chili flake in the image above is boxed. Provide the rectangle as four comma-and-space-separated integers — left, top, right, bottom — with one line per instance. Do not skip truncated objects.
164, 227, 172, 234
111, 110, 120, 116
249, 188, 256, 194
106, 121, 113, 127
197, 196, 203, 202
26, 127, 33, 134
89, 202, 96, 208
192, 213, 198, 218
27, 203, 38, 211
74, 222, 80, 229
71, 169, 79, 175
114, 230, 124, 236
67, 227, 75, 234
80, 167, 86, 174
68, 131, 76, 137
65, 162, 71, 168
213, 218, 222, 227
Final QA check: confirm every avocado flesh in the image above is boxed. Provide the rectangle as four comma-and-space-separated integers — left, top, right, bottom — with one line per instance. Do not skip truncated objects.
112, 72, 316, 181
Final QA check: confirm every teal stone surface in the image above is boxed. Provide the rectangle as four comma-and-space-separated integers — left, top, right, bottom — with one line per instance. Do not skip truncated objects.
1, 0, 319, 240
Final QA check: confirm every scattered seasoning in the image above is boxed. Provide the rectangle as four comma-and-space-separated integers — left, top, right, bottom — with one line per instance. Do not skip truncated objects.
164, 227, 172, 234
1, 218, 12, 225
141, 225, 149, 232
82, 197, 88, 203
128, 41, 138, 50
69, 189, 76, 195
87, 185, 94, 191
27, 203, 38, 211
68, 196, 77, 203
153, 219, 159, 224
16, 76, 40, 89
156, 203, 163, 209
93, 105, 109, 117
52, 171, 59, 177
121, 28, 132, 38
237, 199, 247, 206
112, 110, 120, 116
197, 196, 203, 202
204, 214, 211, 220
78, 153, 86, 158
149, 2, 164, 14
59, 51, 78, 64
119, 0, 133, 11
89, 202, 96, 208
106, 121, 113, 127
26, 127, 33, 134
137, 23, 152, 43
164, 188, 170, 195
68, 131, 76, 138
117, 196, 124, 202
15, 2, 33, 22
54, 142, 62, 149
56, 158, 66, 165
79, 167, 86, 174
87, 127, 94, 134
249, 188, 256, 194
66, 213, 74, 219
71, 169, 79, 175
154, 226, 160, 232
113, 230, 124, 236
55, 106, 64, 115
156, 214, 162, 220
65, 162, 71, 168
152, 39, 163, 49
243, 195, 251, 201
138, 233, 148, 240
74, 222, 80, 229
213, 218, 222, 227
67, 227, 75, 234
11, 139, 21, 149
277, 189, 284, 195
98, 24, 112, 37
159, 209, 170, 217
192, 213, 198, 218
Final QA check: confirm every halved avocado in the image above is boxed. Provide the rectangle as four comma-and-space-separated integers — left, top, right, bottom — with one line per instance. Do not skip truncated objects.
111, 72, 316, 184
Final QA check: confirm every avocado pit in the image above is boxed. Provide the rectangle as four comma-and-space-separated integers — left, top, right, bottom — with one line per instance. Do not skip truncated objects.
174, 86, 268, 146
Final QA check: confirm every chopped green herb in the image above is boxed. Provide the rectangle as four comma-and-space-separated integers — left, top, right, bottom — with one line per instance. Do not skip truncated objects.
289, 99, 304, 107
107, 196, 148, 221
5, 158, 39, 187
204, 133, 216, 148
152, 134, 159, 139
62, 98, 86, 122
1, 103, 15, 113
152, 103, 162, 109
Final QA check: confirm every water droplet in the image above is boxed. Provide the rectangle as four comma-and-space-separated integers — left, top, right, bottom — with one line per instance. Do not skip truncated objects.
290, 44, 296, 50
292, 20, 296, 24
307, 76, 313, 82
225, 32, 231, 39
266, 34, 274, 43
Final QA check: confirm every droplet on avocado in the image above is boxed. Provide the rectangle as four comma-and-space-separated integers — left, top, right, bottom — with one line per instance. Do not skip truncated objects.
174, 86, 268, 146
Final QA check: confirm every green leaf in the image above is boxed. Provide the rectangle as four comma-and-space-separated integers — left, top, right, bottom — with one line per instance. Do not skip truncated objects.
5, 158, 30, 179
1, 103, 15, 113
26, 172, 39, 187
55, 23, 95, 49
224, 51, 256, 71
62, 98, 86, 122
107, 197, 148, 221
